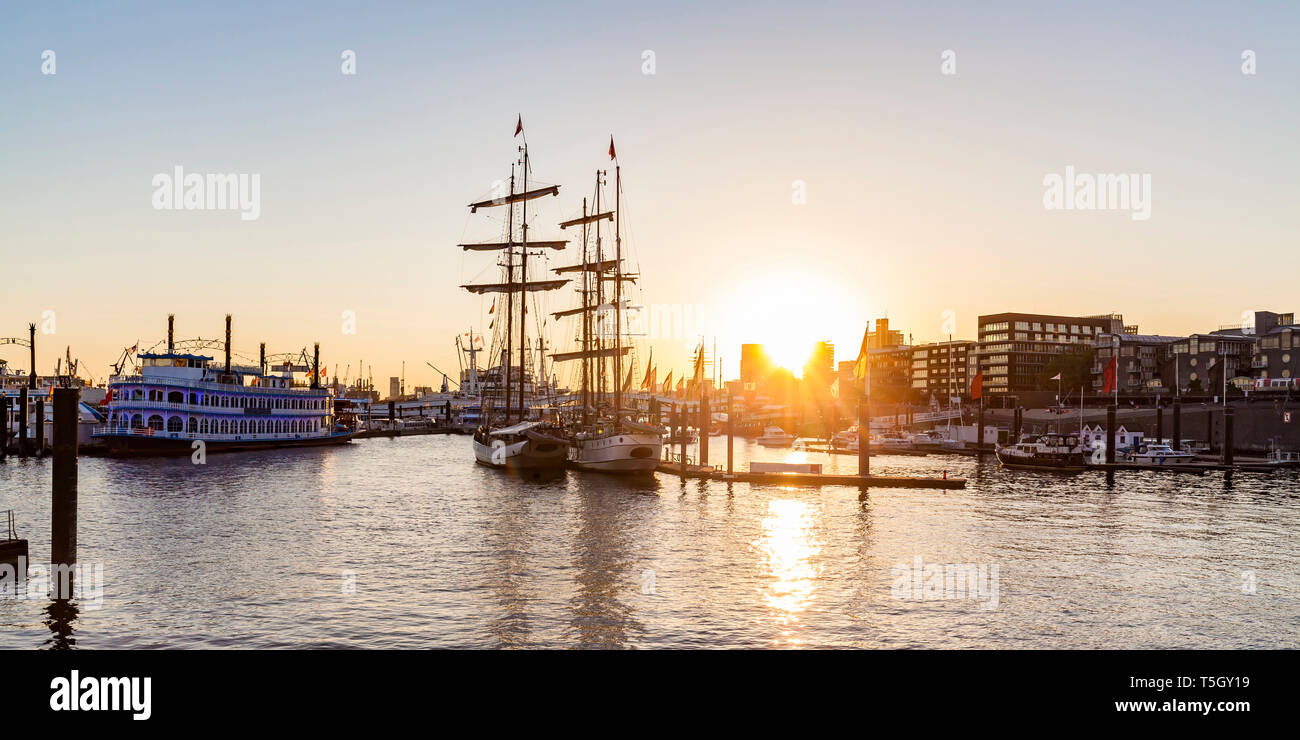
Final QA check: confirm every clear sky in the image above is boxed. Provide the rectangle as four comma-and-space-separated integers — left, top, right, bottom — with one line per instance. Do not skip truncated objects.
1, 1, 1297, 386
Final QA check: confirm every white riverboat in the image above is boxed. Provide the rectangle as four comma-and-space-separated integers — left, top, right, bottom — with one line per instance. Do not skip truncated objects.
93, 316, 352, 457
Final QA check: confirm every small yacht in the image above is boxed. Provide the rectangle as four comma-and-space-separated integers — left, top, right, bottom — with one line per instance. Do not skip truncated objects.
910, 429, 964, 452
756, 426, 797, 447
995, 433, 1087, 471
831, 425, 859, 451
873, 432, 913, 451
1127, 443, 1196, 465
1266, 448, 1300, 467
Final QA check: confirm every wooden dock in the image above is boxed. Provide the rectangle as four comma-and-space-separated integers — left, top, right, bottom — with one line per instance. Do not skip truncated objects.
654, 461, 965, 489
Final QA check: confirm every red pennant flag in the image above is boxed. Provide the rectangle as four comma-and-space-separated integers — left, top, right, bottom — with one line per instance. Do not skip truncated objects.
608, 136, 616, 160
970, 371, 983, 401
1100, 355, 1117, 394
514, 115, 523, 137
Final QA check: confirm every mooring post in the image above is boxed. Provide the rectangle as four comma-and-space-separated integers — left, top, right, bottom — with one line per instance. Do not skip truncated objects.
1155, 400, 1163, 444
52, 387, 79, 601
676, 404, 686, 474
977, 398, 985, 456
36, 392, 46, 456
699, 394, 709, 467
858, 394, 869, 478
1, 394, 8, 461
1172, 397, 1182, 451
1106, 404, 1116, 464
18, 386, 29, 458
726, 392, 734, 475
1223, 405, 1234, 465
445, 401, 451, 428
388, 401, 395, 423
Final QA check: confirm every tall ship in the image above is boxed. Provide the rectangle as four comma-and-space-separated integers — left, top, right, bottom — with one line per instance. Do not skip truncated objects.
93, 315, 353, 456
551, 141, 662, 473
461, 121, 569, 471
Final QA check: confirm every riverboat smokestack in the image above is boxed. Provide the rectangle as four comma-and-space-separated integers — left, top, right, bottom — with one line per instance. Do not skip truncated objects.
224, 314, 232, 374
312, 343, 320, 389
28, 322, 37, 389
167, 314, 174, 354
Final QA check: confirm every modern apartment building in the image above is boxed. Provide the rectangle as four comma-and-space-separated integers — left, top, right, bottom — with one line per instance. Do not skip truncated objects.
976, 312, 1127, 396
909, 339, 976, 401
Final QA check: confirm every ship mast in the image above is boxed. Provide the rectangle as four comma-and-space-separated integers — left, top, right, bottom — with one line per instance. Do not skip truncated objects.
457, 127, 567, 427
581, 197, 591, 425
613, 165, 623, 428
518, 143, 534, 420
503, 168, 515, 423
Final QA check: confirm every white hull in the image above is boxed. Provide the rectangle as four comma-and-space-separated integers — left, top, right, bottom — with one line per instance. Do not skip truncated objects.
569, 431, 661, 473
1128, 454, 1195, 465
471, 434, 567, 470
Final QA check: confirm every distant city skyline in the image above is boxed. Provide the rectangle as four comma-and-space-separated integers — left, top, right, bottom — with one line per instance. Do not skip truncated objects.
2, 1, 1297, 386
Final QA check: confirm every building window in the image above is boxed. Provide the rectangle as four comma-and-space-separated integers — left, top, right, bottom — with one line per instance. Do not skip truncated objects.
187, 418, 198, 433
148, 415, 164, 430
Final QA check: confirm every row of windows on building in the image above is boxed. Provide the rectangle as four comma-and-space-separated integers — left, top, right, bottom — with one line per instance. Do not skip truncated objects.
118, 387, 327, 410
109, 413, 327, 435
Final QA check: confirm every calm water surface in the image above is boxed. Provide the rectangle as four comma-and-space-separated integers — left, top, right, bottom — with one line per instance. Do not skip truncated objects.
1, 435, 1297, 649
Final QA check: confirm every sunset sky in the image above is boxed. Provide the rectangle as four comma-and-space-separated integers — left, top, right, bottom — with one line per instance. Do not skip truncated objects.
1, 1, 1297, 387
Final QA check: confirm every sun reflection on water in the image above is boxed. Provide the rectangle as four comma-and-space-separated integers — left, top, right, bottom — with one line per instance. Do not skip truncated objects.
752, 498, 824, 641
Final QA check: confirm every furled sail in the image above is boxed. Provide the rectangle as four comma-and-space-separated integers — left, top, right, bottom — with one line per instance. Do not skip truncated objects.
558, 211, 614, 229
459, 240, 568, 252
468, 185, 560, 213
461, 279, 569, 294
553, 259, 619, 274
550, 346, 630, 363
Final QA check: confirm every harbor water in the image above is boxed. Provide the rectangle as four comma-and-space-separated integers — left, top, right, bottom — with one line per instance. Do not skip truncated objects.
1, 435, 1297, 649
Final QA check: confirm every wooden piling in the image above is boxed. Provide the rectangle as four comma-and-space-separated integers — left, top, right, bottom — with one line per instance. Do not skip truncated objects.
51, 387, 79, 601
976, 398, 985, 455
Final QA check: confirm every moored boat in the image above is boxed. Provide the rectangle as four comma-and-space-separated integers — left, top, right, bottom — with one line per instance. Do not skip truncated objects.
93, 316, 352, 457
1127, 443, 1196, 465
995, 433, 1086, 471
756, 426, 797, 447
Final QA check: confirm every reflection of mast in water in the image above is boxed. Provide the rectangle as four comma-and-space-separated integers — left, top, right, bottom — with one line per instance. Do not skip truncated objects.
483, 492, 538, 648
565, 485, 651, 647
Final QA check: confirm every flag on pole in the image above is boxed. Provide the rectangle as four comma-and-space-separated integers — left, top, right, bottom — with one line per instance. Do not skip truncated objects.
1050, 372, 1062, 381
662, 371, 673, 395
622, 363, 634, 395
642, 365, 656, 391
488, 298, 495, 315
852, 327, 870, 382
1100, 356, 1117, 394
514, 114, 523, 137
970, 371, 983, 400
675, 376, 685, 397
608, 136, 616, 160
